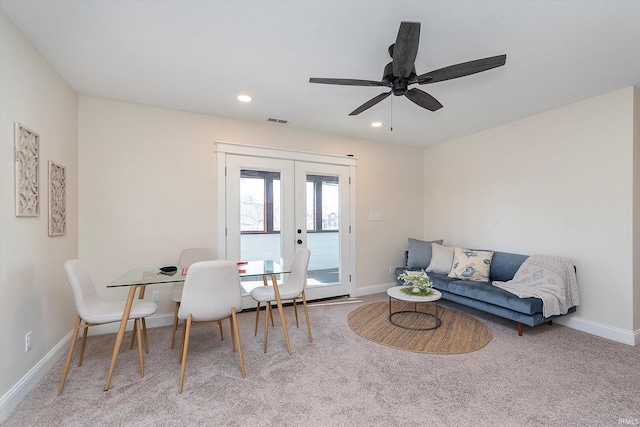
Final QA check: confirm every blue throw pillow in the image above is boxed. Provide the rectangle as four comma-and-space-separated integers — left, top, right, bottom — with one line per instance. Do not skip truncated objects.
407, 238, 444, 269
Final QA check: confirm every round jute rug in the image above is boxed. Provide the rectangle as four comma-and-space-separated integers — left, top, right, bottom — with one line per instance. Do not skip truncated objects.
348, 301, 492, 354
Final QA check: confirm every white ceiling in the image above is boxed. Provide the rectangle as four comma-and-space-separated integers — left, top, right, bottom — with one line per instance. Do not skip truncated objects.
2, 0, 640, 147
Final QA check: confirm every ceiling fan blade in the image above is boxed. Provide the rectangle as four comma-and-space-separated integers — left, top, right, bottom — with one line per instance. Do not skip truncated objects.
405, 88, 443, 111
392, 22, 420, 79
349, 92, 392, 116
415, 54, 507, 84
309, 77, 384, 87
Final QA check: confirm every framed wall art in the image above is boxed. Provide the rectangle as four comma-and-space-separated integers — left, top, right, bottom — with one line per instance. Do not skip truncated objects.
14, 122, 40, 217
48, 161, 66, 236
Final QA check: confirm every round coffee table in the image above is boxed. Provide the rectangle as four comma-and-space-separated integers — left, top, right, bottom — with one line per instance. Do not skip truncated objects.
386, 286, 442, 330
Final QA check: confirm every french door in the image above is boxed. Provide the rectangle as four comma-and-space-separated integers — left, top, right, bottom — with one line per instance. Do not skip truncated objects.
216, 142, 356, 308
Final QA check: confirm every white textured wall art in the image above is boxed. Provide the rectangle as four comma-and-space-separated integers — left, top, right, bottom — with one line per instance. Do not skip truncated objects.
48, 161, 66, 236
15, 122, 40, 216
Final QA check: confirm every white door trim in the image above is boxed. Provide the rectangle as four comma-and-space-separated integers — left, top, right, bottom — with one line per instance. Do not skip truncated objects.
215, 141, 357, 298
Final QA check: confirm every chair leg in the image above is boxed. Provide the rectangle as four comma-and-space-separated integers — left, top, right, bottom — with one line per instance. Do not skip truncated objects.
142, 317, 149, 354
231, 308, 246, 378
78, 325, 89, 367
179, 314, 192, 394
229, 317, 236, 352
254, 301, 261, 336
130, 318, 137, 350
179, 315, 188, 364
302, 291, 312, 343
135, 319, 145, 377
273, 296, 292, 355
293, 298, 300, 328
218, 320, 224, 341
269, 305, 275, 327
171, 301, 180, 349
263, 303, 270, 353
58, 316, 81, 395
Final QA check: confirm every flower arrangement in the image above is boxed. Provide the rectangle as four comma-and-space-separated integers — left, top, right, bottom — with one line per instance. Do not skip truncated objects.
396, 269, 434, 297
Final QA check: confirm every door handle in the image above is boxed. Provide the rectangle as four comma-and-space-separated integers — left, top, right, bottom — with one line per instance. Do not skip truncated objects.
297, 239, 303, 244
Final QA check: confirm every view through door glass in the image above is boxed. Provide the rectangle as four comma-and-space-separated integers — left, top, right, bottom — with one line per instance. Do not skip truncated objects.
305, 174, 340, 285
239, 169, 282, 294
238, 170, 341, 292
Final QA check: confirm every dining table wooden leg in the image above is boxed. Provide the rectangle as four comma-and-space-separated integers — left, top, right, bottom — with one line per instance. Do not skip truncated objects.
271, 273, 291, 354
104, 285, 138, 391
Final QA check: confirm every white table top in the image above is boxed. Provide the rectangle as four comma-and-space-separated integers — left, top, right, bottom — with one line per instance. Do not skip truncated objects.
387, 286, 442, 302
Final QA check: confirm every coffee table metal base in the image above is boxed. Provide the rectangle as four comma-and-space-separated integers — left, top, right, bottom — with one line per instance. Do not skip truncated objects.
388, 297, 441, 331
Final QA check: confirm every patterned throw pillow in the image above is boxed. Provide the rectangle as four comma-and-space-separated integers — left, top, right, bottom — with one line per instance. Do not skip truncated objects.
447, 247, 494, 282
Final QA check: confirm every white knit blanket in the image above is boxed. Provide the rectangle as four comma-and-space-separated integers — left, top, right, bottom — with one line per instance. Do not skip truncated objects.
492, 255, 580, 318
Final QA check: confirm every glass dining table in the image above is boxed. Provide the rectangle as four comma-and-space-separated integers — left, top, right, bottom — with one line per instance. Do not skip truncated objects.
103, 260, 291, 391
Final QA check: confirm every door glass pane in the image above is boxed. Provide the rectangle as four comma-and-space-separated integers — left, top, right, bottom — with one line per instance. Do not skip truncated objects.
322, 180, 339, 231
306, 174, 339, 285
273, 179, 280, 231
240, 177, 265, 232
240, 169, 282, 294
306, 181, 315, 231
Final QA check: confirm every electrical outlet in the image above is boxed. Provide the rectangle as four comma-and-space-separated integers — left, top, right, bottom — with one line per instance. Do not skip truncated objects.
151, 291, 160, 302
389, 266, 395, 274
25, 331, 32, 352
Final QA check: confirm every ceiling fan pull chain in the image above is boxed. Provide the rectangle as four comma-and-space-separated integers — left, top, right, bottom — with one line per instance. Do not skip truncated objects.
390, 96, 393, 132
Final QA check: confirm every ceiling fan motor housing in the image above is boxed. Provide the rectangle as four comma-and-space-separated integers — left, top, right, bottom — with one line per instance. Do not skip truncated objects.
383, 62, 415, 96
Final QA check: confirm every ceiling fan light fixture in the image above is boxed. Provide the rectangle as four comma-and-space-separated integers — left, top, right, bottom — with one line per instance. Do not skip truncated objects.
237, 94, 252, 103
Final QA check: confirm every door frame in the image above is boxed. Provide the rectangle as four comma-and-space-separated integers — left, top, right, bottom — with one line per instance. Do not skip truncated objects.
215, 141, 357, 299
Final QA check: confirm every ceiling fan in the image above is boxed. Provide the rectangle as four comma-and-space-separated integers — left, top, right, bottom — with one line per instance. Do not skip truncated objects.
309, 21, 506, 115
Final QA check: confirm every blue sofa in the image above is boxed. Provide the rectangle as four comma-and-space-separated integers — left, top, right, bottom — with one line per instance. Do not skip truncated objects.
395, 249, 577, 336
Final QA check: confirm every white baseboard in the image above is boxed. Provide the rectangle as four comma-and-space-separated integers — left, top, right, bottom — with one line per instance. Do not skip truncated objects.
0, 313, 175, 423
354, 282, 396, 297
0, 331, 70, 423
555, 316, 639, 346
355, 283, 639, 347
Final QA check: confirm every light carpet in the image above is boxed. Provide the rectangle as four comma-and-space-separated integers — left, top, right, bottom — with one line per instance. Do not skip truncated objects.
3, 292, 640, 426
348, 301, 492, 353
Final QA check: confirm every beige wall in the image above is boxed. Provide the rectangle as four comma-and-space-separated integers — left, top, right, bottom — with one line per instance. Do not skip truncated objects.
0, 10, 78, 408
424, 87, 637, 340
77, 96, 425, 313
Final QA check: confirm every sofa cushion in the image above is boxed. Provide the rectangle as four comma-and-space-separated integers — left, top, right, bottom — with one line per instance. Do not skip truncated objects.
489, 251, 529, 281
426, 244, 454, 275
448, 247, 494, 282
447, 280, 543, 315
406, 238, 444, 269
425, 273, 458, 293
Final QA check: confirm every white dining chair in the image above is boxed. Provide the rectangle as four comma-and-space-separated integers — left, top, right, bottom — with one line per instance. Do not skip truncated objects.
170, 247, 218, 349
250, 248, 312, 353
178, 260, 245, 393
58, 259, 158, 395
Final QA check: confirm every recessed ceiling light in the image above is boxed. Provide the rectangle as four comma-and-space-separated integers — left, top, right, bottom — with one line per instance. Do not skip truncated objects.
237, 94, 252, 103
371, 122, 383, 128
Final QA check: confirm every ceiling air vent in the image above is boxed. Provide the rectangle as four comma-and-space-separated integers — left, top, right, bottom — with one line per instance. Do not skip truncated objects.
267, 117, 289, 124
